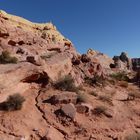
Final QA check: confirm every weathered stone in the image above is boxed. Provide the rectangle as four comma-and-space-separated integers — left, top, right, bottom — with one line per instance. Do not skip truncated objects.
8, 40, 17, 46
112, 52, 132, 71
26, 56, 43, 66
0, 31, 9, 38
50, 92, 77, 104
72, 55, 81, 65
120, 52, 129, 63
61, 103, 76, 120
114, 92, 129, 101
132, 58, 140, 70
42, 126, 64, 140
16, 48, 25, 54
76, 103, 93, 114
43, 52, 72, 82
104, 109, 114, 118
81, 54, 91, 63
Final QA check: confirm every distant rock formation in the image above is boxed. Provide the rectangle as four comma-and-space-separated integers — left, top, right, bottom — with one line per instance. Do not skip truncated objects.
111, 52, 132, 71
132, 58, 140, 70
87, 48, 113, 72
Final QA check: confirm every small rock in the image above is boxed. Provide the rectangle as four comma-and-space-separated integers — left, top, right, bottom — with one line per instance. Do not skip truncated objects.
26, 56, 36, 63
50, 92, 77, 105
16, 48, 25, 54
42, 126, 64, 140
76, 103, 93, 114
114, 92, 129, 101
104, 109, 114, 118
26, 55, 43, 66
61, 103, 76, 120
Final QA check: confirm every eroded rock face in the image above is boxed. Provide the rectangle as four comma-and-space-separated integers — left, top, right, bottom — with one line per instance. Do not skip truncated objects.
1, 10, 138, 140
132, 58, 140, 71
112, 52, 132, 71
0, 10, 75, 57
86, 49, 114, 75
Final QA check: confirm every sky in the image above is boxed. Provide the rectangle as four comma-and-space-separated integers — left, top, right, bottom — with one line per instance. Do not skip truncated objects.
0, 0, 140, 58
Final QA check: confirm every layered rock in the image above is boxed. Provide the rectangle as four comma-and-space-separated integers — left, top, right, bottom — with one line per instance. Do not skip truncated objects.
132, 58, 140, 71
112, 52, 132, 71
0, 10, 75, 58
87, 48, 113, 70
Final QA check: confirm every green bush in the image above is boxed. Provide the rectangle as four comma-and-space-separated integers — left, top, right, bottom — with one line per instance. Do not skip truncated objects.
110, 72, 129, 81
54, 75, 78, 92
0, 51, 18, 64
77, 92, 88, 103
0, 94, 25, 111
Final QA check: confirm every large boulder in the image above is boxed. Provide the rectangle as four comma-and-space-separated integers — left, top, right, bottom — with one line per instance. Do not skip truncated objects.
61, 103, 76, 120
43, 52, 73, 82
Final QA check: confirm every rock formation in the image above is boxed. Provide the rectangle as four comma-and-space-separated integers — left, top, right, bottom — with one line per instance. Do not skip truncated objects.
111, 52, 132, 71
0, 10, 139, 140
132, 58, 140, 71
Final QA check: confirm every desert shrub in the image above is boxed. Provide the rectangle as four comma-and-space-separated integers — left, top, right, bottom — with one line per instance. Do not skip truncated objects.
107, 78, 116, 85
128, 92, 140, 99
98, 95, 112, 105
119, 81, 128, 88
125, 133, 140, 140
77, 92, 88, 103
110, 72, 129, 81
54, 75, 78, 92
85, 74, 105, 86
92, 106, 107, 116
90, 91, 98, 97
0, 51, 18, 64
0, 94, 25, 111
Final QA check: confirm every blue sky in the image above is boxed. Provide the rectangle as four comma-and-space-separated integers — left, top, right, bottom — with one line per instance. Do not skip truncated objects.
0, 0, 140, 58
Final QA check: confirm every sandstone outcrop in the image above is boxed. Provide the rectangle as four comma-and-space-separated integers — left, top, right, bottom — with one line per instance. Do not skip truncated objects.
112, 52, 132, 71
0, 10, 139, 140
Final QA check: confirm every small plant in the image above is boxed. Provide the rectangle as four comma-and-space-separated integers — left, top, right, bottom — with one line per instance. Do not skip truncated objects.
90, 91, 98, 97
0, 51, 18, 64
128, 92, 140, 99
125, 133, 140, 140
85, 74, 105, 86
0, 94, 25, 111
107, 78, 116, 85
77, 92, 88, 103
54, 75, 78, 92
98, 95, 112, 105
110, 72, 129, 81
92, 106, 107, 116
119, 81, 128, 88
